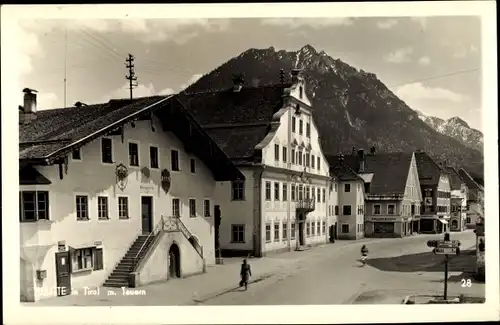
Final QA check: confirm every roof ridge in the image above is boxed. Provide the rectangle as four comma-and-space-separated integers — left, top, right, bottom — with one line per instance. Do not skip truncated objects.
181, 83, 292, 97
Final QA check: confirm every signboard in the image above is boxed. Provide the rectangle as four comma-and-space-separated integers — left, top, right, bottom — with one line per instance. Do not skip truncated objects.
434, 247, 458, 255
424, 197, 433, 206
367, 217, 397, 222
438, 240, 461, 248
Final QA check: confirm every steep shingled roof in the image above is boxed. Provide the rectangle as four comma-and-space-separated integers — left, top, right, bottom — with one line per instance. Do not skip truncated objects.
458, 168, 483, 190
177, 85, 288, 161
18, 95, 244, 181
414, 151, 444, 186
327, 152, 412, 196
444, 166, 465, 191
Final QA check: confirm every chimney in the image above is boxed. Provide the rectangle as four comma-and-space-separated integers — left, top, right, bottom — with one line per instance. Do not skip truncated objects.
370, 146, 376, 155
357, 149, 365, 173
232, 73, 244, 92
291, 69, 302, 85
19, 88, 38, 122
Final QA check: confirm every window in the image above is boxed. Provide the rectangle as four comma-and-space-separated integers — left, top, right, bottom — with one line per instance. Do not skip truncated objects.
299, 120, 303, 135
204, 199, 211, 217
265, 181, 272, 201
118, 197, 129, 219
231, 224, 245, 243
282, 183, 288, 201
298, 185, 303, 200
316, 188, 320, 202
150, 146, 159, 169
282, 147, 287, 163
311, 155, 315, 168
343, 205, 352, 215
128, 142, 139, 166
305, 186, 310, 200
19, 191, 49, 222
311, 221, 316, 236
283, 223, 288, 240
387, 204, 395, 215
231, 181, 245, 200
172, 198, 181, 217
305, 153, 310, 167
306, 123, 310, 137
317, 157, 321, 170
335, 205, 339, 215
291, 184, 296, 201
274, 144, 280, 161
466, 217, 471, 224
291, 222, 296, 239
292, 117, 296, 133
322, 189, 326, 203
344, 184, 351, 192
190, 158, 196, 173
298, 151, 303, 165
265, 223, 271, 243
322, 220, 326, 234
171, 150, 180, 171
274, 182, 280, 201
317, 221, 321, 235
341, 224, 349, 233
374, 204, 381, 215
357, 205, 364, 215
94, 248, 103, 270
189, 199, 196, 217
97, 196, 109, 220
101, 138, 113, 164
72, 148, 82, 160
291, 149, 296, 164
274, 222, 280, 242
71, 248, 93, 272
76, 195, 89, 220
306, 222, 311, 237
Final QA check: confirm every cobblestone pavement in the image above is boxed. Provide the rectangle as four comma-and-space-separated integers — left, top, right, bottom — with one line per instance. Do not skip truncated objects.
29, 230, 482, 306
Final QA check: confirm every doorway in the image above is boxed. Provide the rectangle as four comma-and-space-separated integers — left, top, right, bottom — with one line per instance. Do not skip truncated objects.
141, 196, 153, 234
298, 221, 305, 246
55, 251, 71, 296
168, 243, 181, 278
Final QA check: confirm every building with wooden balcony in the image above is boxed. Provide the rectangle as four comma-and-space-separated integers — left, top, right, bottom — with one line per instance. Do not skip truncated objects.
18, 89, 243, 302
178, 70, 332, 256
414, 151, 451, 233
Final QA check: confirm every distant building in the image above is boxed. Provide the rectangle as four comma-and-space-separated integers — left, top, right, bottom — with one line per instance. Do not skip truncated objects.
458, 168, 484, 228
178, 70, 332, 257
19, 89, 243, 302
414, 151, 451, 233
444, 166, 468, 232
329, 149, 422, 238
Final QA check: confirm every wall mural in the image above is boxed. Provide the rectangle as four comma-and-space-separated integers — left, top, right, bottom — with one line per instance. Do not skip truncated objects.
161, 168, 171, 194
115, 163, 129, 191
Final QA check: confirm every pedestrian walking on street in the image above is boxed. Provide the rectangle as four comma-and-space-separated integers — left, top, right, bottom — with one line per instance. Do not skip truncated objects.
239, 259, 252, 291
360, 245, 369, 266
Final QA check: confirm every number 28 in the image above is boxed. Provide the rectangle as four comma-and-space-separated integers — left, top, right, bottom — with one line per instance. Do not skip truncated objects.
461, 279, 472, 287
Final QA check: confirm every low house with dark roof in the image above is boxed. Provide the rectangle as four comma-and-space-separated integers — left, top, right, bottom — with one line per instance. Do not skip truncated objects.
444, 166, 469, 231
414, 151, 451, 233
458, 168, 484, 227
18, 88, 243, 302
329, 147, 423, 238
328, 155, 366, 240
178, 70, 332, 256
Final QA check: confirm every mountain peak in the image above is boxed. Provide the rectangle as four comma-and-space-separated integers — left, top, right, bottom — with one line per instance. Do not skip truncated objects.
447, 116, 469, 128
299, 44, 318, 55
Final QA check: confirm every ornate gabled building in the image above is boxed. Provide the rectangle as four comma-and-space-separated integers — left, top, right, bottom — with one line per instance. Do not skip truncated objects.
178, 70, 332, 257
414, 151, 451, 233
18, 89, 243, 302
458, 168, 484, 227
443, 165, 469, 231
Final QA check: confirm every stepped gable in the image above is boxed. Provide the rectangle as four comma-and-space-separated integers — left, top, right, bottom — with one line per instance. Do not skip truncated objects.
177, 84, 289, 161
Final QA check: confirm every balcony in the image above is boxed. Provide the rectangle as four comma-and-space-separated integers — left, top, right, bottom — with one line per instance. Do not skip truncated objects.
296, 197, 315, 214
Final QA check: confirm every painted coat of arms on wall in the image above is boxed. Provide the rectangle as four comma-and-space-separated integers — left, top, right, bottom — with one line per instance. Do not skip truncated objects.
115, 163, 129, 191
140, 166, 151, 183
161, 168, 171, 194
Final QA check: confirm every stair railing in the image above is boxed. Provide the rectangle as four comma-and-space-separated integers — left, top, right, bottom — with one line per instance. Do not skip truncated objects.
163, 216, 204, 259
133, 216, 165, 268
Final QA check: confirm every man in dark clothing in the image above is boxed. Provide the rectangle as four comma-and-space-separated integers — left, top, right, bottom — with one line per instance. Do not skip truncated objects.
239, 259, 252, 290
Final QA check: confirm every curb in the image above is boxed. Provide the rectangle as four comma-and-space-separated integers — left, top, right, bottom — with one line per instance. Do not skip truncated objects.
191, 273, 275, 304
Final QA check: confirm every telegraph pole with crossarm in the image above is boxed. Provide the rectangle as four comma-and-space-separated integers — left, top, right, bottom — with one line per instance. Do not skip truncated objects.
125, 54, 138, 100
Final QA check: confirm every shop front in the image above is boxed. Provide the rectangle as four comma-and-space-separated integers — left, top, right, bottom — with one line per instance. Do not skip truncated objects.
364, 216, 403, 238
419, 216, 449, 233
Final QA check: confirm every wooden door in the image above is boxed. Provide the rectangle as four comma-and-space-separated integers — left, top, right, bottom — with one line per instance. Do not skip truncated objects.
55, 251, 71, 296
141, 196, 153, 233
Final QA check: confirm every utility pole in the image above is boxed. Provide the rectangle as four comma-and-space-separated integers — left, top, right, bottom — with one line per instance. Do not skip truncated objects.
125, 54, 138, 100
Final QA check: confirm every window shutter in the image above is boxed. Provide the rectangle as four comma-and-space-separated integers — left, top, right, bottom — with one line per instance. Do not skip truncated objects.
94, 248, 103, 270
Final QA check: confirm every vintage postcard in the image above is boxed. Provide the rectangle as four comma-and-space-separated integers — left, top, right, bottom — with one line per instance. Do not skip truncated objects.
1, 1, 498, 324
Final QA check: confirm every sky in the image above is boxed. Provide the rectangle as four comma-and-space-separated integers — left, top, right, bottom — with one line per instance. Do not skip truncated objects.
16, 15, 483, 130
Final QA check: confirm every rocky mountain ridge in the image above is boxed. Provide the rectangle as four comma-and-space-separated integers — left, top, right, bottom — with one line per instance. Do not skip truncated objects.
184, 44, 483, 177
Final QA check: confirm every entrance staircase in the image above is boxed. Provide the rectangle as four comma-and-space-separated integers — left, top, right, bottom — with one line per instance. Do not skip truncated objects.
103, 216, 205, 288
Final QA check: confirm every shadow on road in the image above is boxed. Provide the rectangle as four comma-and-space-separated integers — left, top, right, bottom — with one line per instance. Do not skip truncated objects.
366, 249, 477, 273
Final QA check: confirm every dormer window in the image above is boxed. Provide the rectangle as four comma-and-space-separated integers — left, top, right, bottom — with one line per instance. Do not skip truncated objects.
295, 104, 300, 114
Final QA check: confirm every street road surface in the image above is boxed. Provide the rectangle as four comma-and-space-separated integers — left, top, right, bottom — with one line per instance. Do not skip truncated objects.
199, 231, 483, 305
